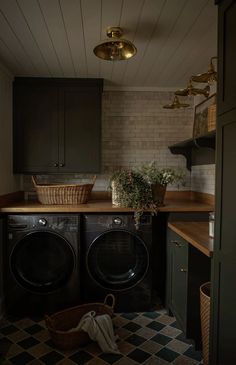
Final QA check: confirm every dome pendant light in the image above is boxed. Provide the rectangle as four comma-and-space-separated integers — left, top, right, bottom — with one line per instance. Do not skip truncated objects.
93, 27, 137, 61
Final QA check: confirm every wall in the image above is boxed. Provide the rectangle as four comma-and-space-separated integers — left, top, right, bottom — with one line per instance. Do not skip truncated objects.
0, 63, 22, 318
0, 64, 21, 195
191, 164, 215, 195
23, 90, 193, 193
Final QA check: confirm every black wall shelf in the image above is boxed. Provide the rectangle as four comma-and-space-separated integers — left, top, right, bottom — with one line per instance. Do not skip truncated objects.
168, 130, 216, 170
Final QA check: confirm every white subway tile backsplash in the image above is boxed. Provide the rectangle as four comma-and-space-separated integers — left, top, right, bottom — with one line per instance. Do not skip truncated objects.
191, 164, 215, 195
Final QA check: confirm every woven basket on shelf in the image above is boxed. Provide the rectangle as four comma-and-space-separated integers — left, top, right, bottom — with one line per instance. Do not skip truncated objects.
32, 175, 96, 205
200, 282, 211, 365
207, 104, 216, 132
45, 295, 115, 350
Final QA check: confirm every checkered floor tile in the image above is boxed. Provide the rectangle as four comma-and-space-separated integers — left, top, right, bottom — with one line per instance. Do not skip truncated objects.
0, 310, 203, 364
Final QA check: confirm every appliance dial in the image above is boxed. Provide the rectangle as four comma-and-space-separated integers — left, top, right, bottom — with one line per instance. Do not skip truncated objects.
113, 217, 122, 225
38, 218, 47, 226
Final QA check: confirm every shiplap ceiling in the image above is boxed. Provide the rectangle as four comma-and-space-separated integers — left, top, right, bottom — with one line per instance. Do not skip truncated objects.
0, 0, 217, 88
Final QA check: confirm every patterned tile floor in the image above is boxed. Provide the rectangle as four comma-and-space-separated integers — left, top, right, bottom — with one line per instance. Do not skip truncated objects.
0, 309, 203, 365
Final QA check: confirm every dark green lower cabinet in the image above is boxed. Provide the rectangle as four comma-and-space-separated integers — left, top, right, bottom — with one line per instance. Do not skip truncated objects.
166, 228, 210, 349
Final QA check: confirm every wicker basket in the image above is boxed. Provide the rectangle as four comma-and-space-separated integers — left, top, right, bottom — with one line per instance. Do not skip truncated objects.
45, 295, 115, 350
200, 282, 211, 365
207, 104, 216, 132
32, 175, 96, 205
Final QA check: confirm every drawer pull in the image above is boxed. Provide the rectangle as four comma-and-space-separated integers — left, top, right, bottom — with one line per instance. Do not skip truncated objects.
180, 268, 187, 272
171, 240, 182, 247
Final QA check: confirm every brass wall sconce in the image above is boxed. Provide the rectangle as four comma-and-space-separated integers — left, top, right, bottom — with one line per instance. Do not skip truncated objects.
192, 57, 217, 84
163, 95, 190, 109
175, 78, 210, 98
93, 27, 137, 61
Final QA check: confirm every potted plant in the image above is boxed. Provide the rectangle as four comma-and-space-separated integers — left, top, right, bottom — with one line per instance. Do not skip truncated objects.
140, 162, 184, 206
110, 169, 154, 228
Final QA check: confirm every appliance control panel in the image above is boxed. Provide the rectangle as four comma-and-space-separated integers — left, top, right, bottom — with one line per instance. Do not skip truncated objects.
8, 215, 79, 232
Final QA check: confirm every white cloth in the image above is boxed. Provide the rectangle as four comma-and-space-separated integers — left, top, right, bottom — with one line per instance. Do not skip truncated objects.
68, 311, 120, 354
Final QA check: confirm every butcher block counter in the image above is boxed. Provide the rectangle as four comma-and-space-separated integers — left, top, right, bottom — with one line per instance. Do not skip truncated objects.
0, 191, 214, 213
168, 221, 213, 257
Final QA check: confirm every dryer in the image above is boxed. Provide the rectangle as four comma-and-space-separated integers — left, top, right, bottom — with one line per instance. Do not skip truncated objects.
81, 214, 152, 312
5, 214, 80, 315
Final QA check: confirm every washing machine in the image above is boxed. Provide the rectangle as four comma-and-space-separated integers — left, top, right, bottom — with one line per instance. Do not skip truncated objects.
81, 213, 152, 312
5, 214, 80, 315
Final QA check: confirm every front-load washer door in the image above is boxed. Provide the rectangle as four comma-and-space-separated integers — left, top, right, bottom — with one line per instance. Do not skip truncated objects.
87, 229, 149, 291
10, 231, 75, 293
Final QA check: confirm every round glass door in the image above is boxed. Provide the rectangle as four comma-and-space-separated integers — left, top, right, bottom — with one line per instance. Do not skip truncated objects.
10, 231, 75, 293
87, 230, 149, 291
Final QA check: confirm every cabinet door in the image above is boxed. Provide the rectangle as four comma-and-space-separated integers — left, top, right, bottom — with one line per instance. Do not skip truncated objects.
218, 0, 236, 115
211, 0, 236, 363
13, 84, 59, 173
167, 229, 188, 331
59, 87, 101, 173
0, 216, 4, 318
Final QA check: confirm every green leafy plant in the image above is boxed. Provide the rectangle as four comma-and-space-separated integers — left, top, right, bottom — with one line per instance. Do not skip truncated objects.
110, 170, 152, 208
140, 162, 185, 186
110, 169, 157, 229
110, 164, 185, 228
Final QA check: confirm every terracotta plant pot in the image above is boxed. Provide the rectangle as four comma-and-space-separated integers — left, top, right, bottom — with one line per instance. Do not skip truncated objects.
151, 183, 167, 206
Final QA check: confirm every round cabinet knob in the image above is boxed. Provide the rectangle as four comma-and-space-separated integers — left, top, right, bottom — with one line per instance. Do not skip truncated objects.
113, 217, 122, 225
54, 163, 58, 167
38, 218, 47, 226
59, 163, 65, 167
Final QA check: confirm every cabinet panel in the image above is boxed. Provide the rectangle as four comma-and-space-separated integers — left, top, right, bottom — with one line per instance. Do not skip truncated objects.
13, 85, 59, 173
218, 0, 236, 115
167, 227, 210, 348
60, 88, 101, 173
211, 112, 236, 364
167, 229, 188, 331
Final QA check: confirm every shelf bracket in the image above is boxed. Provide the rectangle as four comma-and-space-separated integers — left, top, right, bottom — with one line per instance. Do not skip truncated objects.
169, 146, 192, 171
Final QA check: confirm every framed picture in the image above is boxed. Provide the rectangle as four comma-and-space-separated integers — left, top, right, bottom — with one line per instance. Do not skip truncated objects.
193, 93, 216, 138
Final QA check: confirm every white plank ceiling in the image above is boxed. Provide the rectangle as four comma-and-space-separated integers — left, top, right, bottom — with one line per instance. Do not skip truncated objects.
0, 0, 217, 88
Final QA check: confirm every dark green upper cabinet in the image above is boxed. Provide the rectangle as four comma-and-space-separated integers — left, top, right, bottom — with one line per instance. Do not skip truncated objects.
13, 78, 103, 173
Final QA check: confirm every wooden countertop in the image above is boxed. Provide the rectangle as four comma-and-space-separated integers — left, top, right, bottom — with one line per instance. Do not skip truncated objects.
0, 197, 213, 213
168, 221, 214, 257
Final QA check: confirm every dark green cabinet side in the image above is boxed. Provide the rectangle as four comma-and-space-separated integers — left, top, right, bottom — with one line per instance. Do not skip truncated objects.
166, 228, 210, 349
210, 0, 236, 363
0, 216, 4, 317
13, 78, 103, 173
217, 0, 236, 115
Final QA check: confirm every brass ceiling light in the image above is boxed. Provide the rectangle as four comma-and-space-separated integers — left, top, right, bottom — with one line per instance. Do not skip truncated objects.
163, 95, 190, 109
175, 78, 210, 98
192, 56, 217, 84
93, 27, 137, 61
